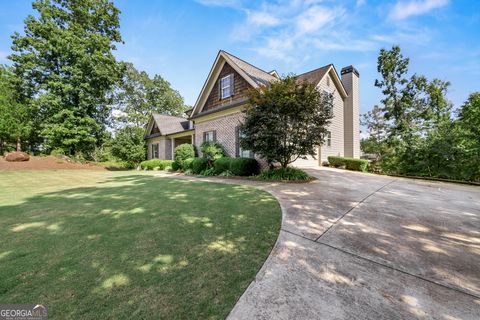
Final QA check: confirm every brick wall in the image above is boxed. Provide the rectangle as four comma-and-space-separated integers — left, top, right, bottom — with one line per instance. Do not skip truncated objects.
195, 112, 245, 157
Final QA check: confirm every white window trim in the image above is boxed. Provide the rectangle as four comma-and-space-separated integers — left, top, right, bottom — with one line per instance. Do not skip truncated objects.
204, 130, 215, 142
220, 74, 233, 99
152, 143, 159, 158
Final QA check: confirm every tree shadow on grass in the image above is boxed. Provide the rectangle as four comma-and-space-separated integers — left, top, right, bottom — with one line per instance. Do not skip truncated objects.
0, 174, 281, 320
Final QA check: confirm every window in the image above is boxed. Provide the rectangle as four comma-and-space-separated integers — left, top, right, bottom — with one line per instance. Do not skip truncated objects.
152, 143, 159, 158
326, 76, 330, 87
203, 130, 215, 142
220, 74, 234, 99
237, 128, 252, 158
326, 131, 332, 147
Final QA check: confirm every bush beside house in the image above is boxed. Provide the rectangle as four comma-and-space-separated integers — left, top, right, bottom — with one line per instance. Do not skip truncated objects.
328, 156, 368, 172
140, 159, 174, 170
257, 167, 310, 181
174, 144, 195, 169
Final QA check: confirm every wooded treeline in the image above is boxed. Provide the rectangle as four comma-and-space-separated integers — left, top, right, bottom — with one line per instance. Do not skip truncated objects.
362, 46, 479, 182
0, 0, 188, 163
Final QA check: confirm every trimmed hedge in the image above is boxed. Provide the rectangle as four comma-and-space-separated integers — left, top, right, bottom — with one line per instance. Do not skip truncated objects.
257, 167, 310, 181
140, 159, 174, 170
230, 157, 260, 176
212, 157, 260, 176
328, 156, 368, 172
183, 158, 195, 170
191, 158, 208, 174
213, 157, 233, 175
171, 160, 181, 171
174, 144, 195, 168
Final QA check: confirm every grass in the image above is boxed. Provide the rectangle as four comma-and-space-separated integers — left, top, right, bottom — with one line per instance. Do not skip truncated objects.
0, 170, 281, 319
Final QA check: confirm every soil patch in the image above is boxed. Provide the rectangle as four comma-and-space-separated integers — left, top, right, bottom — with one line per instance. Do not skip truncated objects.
0, 156, 107, 171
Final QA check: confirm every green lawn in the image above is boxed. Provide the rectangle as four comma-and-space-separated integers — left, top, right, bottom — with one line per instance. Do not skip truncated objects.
0, 170, 281, 319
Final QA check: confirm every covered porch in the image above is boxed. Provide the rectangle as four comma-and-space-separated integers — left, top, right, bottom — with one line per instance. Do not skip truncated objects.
166, 129, 195, 160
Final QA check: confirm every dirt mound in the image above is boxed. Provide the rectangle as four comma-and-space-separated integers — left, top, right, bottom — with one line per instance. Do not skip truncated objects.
0, 155, 107, 171
5, 152, 30, 162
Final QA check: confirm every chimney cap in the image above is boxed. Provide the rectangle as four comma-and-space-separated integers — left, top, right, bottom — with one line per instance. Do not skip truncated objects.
341, 65, 359, 77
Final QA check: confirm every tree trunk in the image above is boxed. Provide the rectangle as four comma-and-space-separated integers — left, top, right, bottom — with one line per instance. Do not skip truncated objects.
16, 137, 21, 152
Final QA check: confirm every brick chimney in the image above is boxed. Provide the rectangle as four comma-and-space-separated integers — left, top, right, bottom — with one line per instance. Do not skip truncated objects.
341, 65, 360, 159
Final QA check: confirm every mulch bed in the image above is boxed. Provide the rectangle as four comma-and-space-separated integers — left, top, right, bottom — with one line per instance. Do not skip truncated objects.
0, 156, 107, 171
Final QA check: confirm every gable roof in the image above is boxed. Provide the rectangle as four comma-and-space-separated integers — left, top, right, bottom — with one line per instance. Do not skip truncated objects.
222, 51, 277, 87
191, 50, 278, 117
297, 64, 348, 99
297, 64, 332, 84
145, 113, 190, 138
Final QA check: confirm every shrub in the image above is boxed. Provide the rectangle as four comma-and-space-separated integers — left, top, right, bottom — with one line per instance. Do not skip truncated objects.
257, 167, 310, 181
213, 157, 233, 174
50, 148, 65, 156
344, 158, 369, 172
327, 156, 345, 168
218, 170, 234, 177
171, 161, 181, 171
201, 167, 217, 176
230, 157, 260, 176
191, 157, 208, 174
140, 159, 174, 170
183, 158, 195, 170
200, 141, 225, 165
327, 156, 368, 172
174, 144, 195, 168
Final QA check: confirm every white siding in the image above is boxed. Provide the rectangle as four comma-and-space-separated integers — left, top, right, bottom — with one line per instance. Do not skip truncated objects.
318, 73, 345, 163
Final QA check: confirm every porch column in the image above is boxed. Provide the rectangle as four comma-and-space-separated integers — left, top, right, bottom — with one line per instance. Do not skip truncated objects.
171, 138, 175, 160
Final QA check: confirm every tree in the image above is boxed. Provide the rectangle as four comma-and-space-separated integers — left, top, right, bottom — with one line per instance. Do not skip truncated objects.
0, 65, 32, 153
455, 93, 480, 181
240, 76, 333, 169
112, 63, 188, 128
110, 126, 146, 167
9, 0, 124, 156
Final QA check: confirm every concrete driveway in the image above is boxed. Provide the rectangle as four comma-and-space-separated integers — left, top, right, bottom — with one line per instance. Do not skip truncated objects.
228, 168, 480, 319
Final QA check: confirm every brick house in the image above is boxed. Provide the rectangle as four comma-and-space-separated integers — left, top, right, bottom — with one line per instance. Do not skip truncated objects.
144, 50, 360, 166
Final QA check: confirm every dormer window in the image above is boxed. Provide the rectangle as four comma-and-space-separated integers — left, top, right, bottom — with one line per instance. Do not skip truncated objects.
220, 74, 234, 99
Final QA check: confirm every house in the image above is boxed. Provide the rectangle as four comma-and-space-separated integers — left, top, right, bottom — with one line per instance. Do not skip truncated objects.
144, 50, 360, 166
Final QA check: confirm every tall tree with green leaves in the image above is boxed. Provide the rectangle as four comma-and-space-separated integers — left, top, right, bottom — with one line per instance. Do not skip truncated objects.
9, 0, 124, 155
0, 65, 32, 153
241, 76, 333, 169
455, 93, 480, 180
113, 62, 188, 128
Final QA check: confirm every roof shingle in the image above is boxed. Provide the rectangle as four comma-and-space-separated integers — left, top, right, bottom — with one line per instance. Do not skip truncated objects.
222, 51, 278, 87
297, 64, 332, 85
151, 114, 190, 135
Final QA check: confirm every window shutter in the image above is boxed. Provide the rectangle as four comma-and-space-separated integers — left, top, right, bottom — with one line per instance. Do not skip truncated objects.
218, 78, 222, 100
230, 74, 234, 96
213, 130, 217, 142
203, 132, 206, 142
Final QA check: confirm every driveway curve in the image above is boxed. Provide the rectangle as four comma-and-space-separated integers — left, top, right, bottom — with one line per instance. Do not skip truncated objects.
158, 167, 480, 319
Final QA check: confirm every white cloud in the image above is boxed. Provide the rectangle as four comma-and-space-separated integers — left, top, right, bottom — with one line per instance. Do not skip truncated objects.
247, 10, 280, 27
389, 0, 449, 20
296, 6, 345, 34
195, 0, 241, 8
356, 0, 366, 7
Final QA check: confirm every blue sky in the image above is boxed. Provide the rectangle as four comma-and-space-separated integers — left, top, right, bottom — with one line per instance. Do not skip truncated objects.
1, 0, 479, 117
